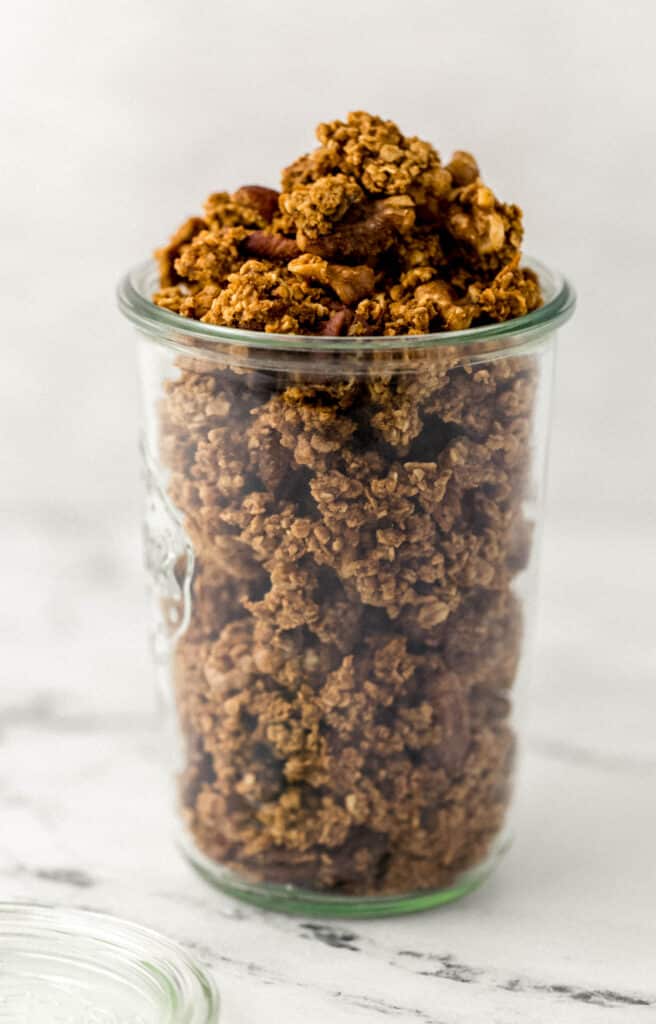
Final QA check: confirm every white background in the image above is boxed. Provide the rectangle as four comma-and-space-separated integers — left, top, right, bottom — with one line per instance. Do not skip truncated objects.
2, 2, 656, 1021
2, 0, 655, 533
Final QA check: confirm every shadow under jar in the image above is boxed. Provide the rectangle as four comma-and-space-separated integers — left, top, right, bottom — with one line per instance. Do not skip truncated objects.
118, 258, 574, 917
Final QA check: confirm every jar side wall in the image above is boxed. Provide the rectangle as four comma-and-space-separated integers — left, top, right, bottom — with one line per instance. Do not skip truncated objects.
137, 327, 557, 909
508, 340, 556, 732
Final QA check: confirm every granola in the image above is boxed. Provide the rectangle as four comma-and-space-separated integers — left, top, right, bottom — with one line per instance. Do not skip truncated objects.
151, 112, 542, 897
154, 110, 540, 336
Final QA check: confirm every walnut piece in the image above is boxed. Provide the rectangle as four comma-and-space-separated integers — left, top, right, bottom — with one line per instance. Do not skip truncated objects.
446, 185, 506, 255
289, 254, 375, 305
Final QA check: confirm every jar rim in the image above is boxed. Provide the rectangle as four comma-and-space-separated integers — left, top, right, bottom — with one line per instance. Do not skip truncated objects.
117, 256, 575, 355
0, 901, 219, 1022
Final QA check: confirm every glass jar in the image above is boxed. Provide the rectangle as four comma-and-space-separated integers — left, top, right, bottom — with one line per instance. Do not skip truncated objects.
0, 903, 219, 1022
118, 259, 574, 917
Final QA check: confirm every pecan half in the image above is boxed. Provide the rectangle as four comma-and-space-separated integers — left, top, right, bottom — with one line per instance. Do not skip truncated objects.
320, 306, 353, 336
289, 254, 375, 305
232, 186, 280, 223
446, 151, 480, 187
242, 231, 300, 261
297, 196, 415, 263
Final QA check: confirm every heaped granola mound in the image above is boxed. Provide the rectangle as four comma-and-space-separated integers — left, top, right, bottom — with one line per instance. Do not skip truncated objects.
153, 111, 541, 335
149, 113, 545, 899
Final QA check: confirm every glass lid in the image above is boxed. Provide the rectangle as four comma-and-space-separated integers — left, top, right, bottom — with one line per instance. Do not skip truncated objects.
0, 903, 219, 1023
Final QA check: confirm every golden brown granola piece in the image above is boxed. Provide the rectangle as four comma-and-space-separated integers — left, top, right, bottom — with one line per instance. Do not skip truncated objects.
382, 295, 433, 336
279, 173, 363, 238
152, 285, 191, 315
468, 257, 542, 322
174, 227, 249, 285
155, 216, 206, 288
348, 295, 388, 336
396, 227, 446, 274
152, 283, 225, 320
202, 260, 329, 333
203, 191, 267, 230
181, 283, 224, 319
316, 111, 451, 199
252, 387, 357, 472
280, 145, 339, 192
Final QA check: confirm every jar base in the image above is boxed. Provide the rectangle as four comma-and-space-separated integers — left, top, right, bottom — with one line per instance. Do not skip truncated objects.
179, 834, 509, 919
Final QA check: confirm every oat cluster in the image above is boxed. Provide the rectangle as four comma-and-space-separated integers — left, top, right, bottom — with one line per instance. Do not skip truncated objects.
153, 110, 541, 337
152, 112, 542, 897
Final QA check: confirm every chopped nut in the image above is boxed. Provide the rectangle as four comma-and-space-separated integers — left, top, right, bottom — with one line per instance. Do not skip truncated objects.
289, 254, 375, 305
242, 231, 301, 261
447, 150, 480, 187
319, 306, 352, 336
446, 184, 506, 255
232, 185, 281, 223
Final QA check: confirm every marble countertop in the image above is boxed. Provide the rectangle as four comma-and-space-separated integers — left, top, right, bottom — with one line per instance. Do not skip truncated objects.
1, 512, 654, 1023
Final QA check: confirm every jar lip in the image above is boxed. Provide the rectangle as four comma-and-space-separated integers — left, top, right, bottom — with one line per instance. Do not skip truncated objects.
117, 256, 575, 355
0, 901, 219, 1022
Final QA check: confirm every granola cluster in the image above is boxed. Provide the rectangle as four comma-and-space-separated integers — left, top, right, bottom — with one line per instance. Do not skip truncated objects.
152, 113, 542, 897
154, 110, 540, 336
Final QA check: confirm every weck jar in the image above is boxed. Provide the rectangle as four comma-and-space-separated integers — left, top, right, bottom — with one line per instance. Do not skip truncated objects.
118, 257, 574, 916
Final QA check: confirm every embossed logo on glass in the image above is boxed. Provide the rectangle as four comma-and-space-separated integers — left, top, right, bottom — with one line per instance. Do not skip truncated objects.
142, 447, 194, 660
